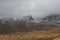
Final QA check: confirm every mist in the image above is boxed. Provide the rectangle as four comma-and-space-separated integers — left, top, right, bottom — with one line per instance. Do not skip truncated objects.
0, 0, 60, 18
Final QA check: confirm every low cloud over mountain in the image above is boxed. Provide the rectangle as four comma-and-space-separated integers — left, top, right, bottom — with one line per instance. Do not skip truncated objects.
0, 0, 60, 18
42, 13, 60, 21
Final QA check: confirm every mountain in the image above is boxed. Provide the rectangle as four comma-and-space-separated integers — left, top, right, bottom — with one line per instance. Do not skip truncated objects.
23, 15, 34, 20
42, 14, 60, 22
0, 15, 60, 33
0, 16, 15, 23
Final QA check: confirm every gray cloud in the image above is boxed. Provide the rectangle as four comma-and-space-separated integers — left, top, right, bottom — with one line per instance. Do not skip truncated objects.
0, 0, 60, 18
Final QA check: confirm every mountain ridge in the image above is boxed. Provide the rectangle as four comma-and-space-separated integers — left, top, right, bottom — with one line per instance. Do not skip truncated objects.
42, 13, 60, 22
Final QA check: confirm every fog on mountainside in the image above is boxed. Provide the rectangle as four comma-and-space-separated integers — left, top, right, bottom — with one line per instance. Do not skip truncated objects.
0, 0, 60, 18
42, 13, 60, 21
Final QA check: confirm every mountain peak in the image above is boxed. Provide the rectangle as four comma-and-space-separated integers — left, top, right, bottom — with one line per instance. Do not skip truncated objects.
23, 15, 34, 20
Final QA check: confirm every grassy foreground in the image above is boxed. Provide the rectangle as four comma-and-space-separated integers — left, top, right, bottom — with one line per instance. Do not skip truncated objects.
0, 30, 60, 40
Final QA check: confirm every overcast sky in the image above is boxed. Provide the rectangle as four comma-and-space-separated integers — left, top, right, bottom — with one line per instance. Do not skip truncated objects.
0, 0, 60, 18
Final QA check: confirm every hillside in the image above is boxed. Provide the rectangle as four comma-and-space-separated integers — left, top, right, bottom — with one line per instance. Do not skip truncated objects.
0, 16, 60, 40
0, 16, 60, 33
